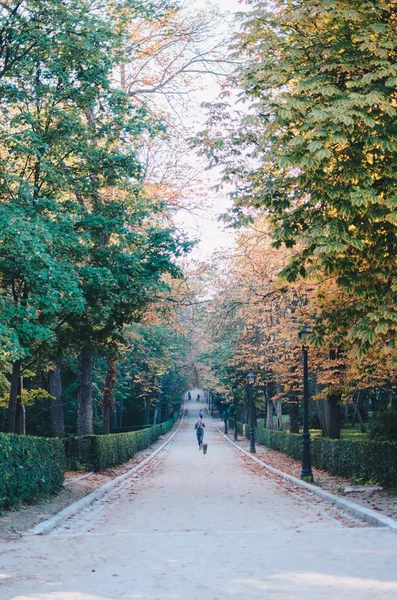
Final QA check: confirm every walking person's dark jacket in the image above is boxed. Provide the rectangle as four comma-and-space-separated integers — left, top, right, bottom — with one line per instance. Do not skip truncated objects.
195, 419, 205, 446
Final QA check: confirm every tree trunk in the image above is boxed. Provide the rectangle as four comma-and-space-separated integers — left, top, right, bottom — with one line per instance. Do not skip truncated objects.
102, 359, 116, 435
153, 402, 159, 425
7, 360, 21, 433
351, 392, 366, 433
158, 399, 162, 423
111, 401, 118, 429
103, 406, 110, 434
289, 398, 299, 433
143, 397, 150, 426
319, 394, 341, 439
275, 400, 283, 430
15, 376, 25, 435
77, 349, 94, 436
262, 386, 268, 427
50, 365, 65, 438
266, 394, 274, 430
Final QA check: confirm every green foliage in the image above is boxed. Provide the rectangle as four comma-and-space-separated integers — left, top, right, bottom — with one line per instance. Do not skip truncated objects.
65, 414, 178, 471
368, 409, 397, 442
0, 0, 190, 437
198, 0, 397, 353
234, 420, 397, 488
0, 433, 64, 511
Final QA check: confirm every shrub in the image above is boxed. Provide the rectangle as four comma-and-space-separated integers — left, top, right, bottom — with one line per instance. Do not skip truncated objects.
65, 415, 178, 472
231, 420, 397, 488
368, 408, 397, 442
0, 433, 65, 511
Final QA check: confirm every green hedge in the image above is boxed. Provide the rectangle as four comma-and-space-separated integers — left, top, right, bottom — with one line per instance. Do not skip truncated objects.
0, 433, 65, 511
231, 420, 397, 488
65, 414, 178, 472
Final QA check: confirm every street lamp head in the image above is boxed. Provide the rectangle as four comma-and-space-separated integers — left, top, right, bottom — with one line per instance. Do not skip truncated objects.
247, 372, 255, 385
298, 324, 311, 340
232, 387, 238, 394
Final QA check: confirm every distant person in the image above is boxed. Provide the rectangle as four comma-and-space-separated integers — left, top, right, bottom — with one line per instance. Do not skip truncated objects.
196, 393, 200, 402
195, 417, 205, 448
188, 391, 191, 401
199, 409, 204, 419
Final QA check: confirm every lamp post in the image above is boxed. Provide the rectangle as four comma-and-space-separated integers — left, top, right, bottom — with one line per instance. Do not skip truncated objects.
247, 372, 256, 453
223, 396, 228, 434
299, 325, 313, 481
232, 387, 238, 441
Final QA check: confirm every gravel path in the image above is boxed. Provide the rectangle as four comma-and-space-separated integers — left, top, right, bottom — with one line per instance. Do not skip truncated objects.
1, 398, 397, 600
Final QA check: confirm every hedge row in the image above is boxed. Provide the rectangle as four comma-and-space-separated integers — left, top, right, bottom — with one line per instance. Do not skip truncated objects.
65, 414, 178, 472
0, 433, 65, 511
232, 420, 397, 488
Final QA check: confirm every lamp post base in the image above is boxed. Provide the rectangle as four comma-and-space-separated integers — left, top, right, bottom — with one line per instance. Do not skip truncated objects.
301, 433, 313, 481
249, 427, 256, 453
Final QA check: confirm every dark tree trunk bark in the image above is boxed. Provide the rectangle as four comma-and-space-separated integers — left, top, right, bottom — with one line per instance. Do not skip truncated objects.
266, 395, 274, 430
326, 394, 341, 439
262, 386, 268, 428
102, 359, 117, 435
50, 365, 65, 438
111, 402, 118, 429
158, 400, 162, 424
15, 376, 25, 435
7, 360, 21, 433
77, 349, 94, 437
318, 394, 341, 438
143, 397, 150, 426
289, 398, 299, 434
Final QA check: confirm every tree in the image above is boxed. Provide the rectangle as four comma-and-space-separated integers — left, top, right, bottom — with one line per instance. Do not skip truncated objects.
198, 0, 397, 358
0, 0, 190, 434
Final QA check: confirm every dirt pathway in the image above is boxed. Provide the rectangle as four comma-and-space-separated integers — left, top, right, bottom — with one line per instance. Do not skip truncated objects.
1, 398, 397, 600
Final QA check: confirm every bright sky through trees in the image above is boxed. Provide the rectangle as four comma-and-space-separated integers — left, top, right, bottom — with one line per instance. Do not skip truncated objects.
172, 0, 242, 260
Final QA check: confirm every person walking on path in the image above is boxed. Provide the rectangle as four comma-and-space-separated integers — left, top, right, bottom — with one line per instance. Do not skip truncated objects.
196, 393, 200, 402
195, 417, 205, 448
188, 391, 191, 401
199, 409, 204, 419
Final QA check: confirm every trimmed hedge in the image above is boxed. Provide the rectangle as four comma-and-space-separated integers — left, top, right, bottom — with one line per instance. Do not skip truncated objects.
65, 414, 178, 472
0, 433, 65, 511
231, 420, 397, 488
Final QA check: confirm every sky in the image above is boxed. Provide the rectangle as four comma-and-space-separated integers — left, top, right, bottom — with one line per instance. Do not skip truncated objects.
172, 0, 245, 262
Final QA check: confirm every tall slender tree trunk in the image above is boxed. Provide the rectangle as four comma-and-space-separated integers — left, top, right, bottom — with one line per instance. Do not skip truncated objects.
351, 392, 367, 433
326, 393, 341, 439
262, 386, 268, 427
266, 394, 274, 430
102, 359, 117, 434
15, 376, 25, 435
77, 349, 94, 436
275, 400, 283, 430
7, 360, 21, 433
50, 365, 65, 438
111, 402, 118, 429
289, 396, 299, 434
158, 400, 163, 424
143, 397, 150, 426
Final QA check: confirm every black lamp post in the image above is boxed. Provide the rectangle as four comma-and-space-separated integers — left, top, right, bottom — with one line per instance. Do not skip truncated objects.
210, 390, 214, 417
232, 387, 238, 441
299, 325, 313, 481
247, 372, 256, 453
223, 396, 229, 434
